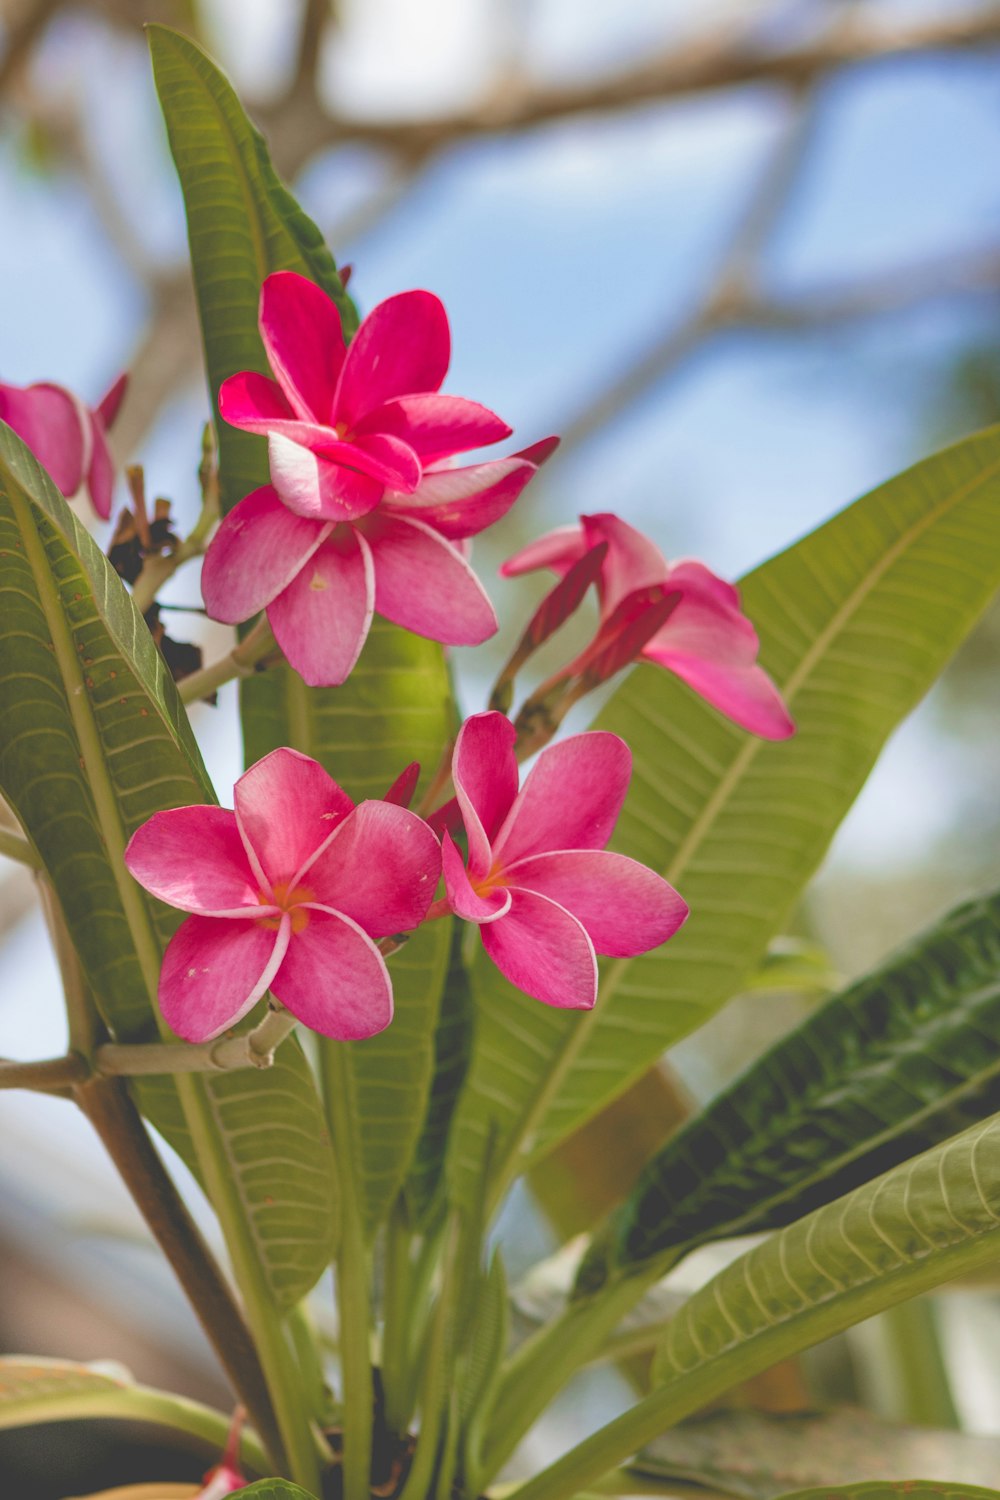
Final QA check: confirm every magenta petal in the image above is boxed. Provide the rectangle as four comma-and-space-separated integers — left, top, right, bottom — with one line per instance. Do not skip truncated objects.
505, 850, 688, 956
125, 806, 261, 915
306, 800, 442, 935
499, 525, 587, 580
366, 514, 497, 645
259, 270, 346, 422
219, 372, 297, 432
666, 558, 741, 612
96, 371, 128, 428
387, 457, 536, 540
86, 413, 115, 519
481, 888, 597, 1009
648, 650, 795, 739
383, 761, 421, 808
442, 832, 511, 924
494, 731, 632, 865
268, 528, 375, 687
350, 431, 421, 493
201, 486, 329, 625
159, 914, 288, 1042
335, 290, 450, 426
357, 394, 511, 465
269, 433, 384, 521
452, 711, 518, 875
271, 907, 393, 1039
0, 382, 85, 496
582, 512, 669, 614
234, 747, 354, 890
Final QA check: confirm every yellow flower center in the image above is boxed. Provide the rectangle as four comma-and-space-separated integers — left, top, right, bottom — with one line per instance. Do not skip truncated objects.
257, 880, 315, 934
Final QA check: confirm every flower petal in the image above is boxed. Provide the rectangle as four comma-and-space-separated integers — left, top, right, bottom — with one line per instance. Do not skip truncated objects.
505, 850, 688, 956
499, 525, 587, 579
306, 800, 441, 934
125, 806, 263, 915
451, 711, 518, 874
365, 513, 497, 645
234, 747, 354, 890
268, 432, 384, 521
335, 290, 450, 426
442, 831, 511, 924
96, 372, 128, 429
481, 888, 597, 1009
259, 270, 346, 422
581, 512, 669, 613
647, 649, 795, 739
0, 382, 84, 496
200, 486, 329, 625
350, 431, 421, 493
268, 527, 375, 687
386, 456, 536, 539
494, 731, 631, 865
271, 906, 393, 1039
159, 914, 289, 1042
86, 412, 115, 519
356, 394, 511, 465
219, 372, 297, 434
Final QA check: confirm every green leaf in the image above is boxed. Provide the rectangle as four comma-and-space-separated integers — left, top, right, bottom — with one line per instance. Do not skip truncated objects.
777, 1487, 1000, 1500
450, 426, 1000, 1204
232, 1484, 320, 1499
0, 425, 337, 1307
0, 1357, 268, 1470
582, 886, 1000, 1287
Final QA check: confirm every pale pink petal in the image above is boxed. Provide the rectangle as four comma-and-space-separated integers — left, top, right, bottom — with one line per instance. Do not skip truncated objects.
481, 888, 597, 1009
442, 831, 511, 924
494, 732, 631, 865
666, 558, 741, 612
356, 394, 511, 465
219, 371, 297, 432
499, 525, 587, 580
365, 513, 497, 645
350, 431, 421, 493
271, 906, 393, 1039
581, 513, 669, 614
0, 382, 84, 495
451, 711, 518, 875
234, 747, 354, 890
86, 413, 115, 518
268, 528, 375, 687
646, 650, 794, 739
268, 432, 384, 521
335, 290, 450, 426
96, 372, 128, 428
201, 486, 329, 625
305, 800, 441, 934
125, 806, 263, 915
505, 850, 688, 956
159, 914, 289, 1042
385, 456, 536, 539
650, 582, 758, 666
259, 270, 346, 422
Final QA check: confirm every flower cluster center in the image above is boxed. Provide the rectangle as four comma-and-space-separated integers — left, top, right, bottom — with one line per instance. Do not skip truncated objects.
258, 880, 315, 933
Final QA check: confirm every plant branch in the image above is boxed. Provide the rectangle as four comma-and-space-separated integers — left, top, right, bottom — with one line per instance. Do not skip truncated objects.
95, 1004, 300, 1076
0, 825, 40, 867
0, 1053, 88, 1092
178, 615, 280, 704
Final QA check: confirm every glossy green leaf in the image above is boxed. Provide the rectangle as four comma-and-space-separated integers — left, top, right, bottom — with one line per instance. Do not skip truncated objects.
581, 886, 1000, 1287
0, 425, 337, 1307
778, 1487, 1000, 1500
451, 426, 1000, 1204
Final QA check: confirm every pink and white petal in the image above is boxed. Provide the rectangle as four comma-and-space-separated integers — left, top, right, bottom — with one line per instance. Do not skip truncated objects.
647, 650, 795, 740
356, 394, 511, 465
259, 271, 346, 422
499, 525, 587, 580
442, 831, 511, 924
86, 414, 115, 518
271, 906, 393, 1040
125, 806, 262, 915
201, 486, 329, 624
451, 712, 518, 875
219, 372, 297, 432
581, 513, 669, 614
350, 431, 421, 493
268, 528, 375, 687
493, 731, 632, 866
366, 513, 497, 645
386, 457, 535, 540
481, 888, 597, 1009
504, 850, 688, 957
305, 800, 442, 934
234, 747, 354, 890
0, 382, 84, 495
159, 914, 289, 1042
335, 290, 450, 426
269, 433, 384, 521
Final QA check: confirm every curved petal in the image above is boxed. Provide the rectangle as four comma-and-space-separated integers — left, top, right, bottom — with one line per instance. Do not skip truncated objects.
0, 382, 84, 496
505, 849, 688, 956
356, 394, 511, 465
366, 513, 497, 645
493, 731, 631, 865
159, 914, 289, 1042
452, 711, 518, 875
86, 413, 115, 518
268, 527, 375, 687
271, 906, 393, 1039
124, 806, 262, 915
96, 371, 128, 428
219, 371, 297, 433
481, 888, 597, 1009
350, 431, 421, 493
666, 557, 741, 612
646, 649, 795, 739
234, 747, 354, 890
386, 456, 535, 540
268, 432, 384, 521
581, 512, 668, 614
259, 270, 346, 422
305, 800, 442, 934
442, 831, 511, 924
335, 290, 450, 426
499, 525, 587, 579
200, 486, 329, 625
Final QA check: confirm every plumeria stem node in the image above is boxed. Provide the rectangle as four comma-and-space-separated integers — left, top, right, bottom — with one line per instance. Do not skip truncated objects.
178, 614, 279, 704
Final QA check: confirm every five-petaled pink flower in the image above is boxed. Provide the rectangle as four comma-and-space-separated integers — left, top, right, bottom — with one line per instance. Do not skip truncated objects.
202, 270, 549, 686
440, 712, 688, 1009
502, 512, 794, 740
124, 748, 441, 1043
0, 372, 126, 520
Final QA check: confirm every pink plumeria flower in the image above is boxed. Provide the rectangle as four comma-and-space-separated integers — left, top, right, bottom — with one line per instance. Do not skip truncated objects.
124, 748, 441, 1043
204, 271, 548, 686
0, 372, 126, 519
502, 512, 794, 740
439, 712, 688, 1009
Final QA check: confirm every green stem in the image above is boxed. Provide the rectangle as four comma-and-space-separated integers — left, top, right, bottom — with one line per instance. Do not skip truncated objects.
381, 1199, 417, 1436
95, 1005, 299, 1076
0, 824, 40, 867
866, 1298, 959, 1427
396, 1221, 459, 1500
0, 1054, 87, 1092
179, 615, 278, 704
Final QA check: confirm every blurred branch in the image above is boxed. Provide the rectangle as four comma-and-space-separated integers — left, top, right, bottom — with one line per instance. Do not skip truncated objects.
0, 0, 61, 96
290, 0, 329, 104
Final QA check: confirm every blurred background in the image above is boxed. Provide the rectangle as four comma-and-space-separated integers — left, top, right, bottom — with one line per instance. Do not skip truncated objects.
2, 0, 1000, 1492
